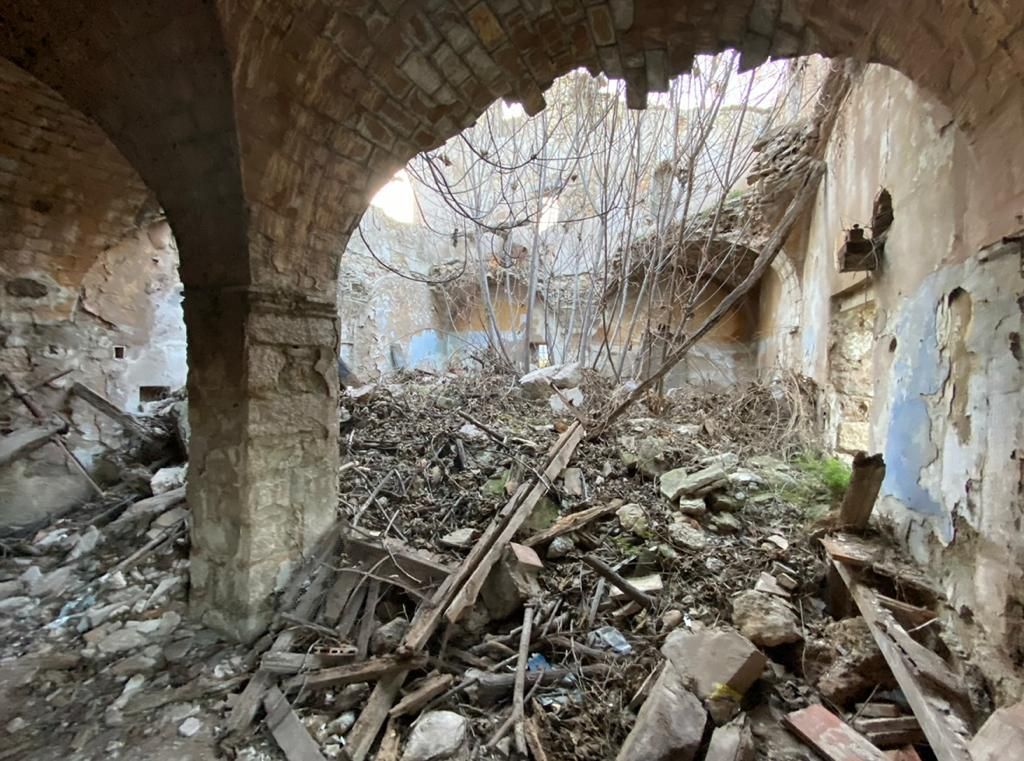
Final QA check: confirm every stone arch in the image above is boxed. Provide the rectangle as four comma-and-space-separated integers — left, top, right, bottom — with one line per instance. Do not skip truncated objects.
0, 0, 248, 288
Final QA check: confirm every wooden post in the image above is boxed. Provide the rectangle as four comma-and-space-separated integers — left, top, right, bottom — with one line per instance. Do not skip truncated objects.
838, 452, 886, 531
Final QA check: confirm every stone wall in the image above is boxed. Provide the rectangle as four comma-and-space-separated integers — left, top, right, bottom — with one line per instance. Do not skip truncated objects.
783, 63, 1024, 701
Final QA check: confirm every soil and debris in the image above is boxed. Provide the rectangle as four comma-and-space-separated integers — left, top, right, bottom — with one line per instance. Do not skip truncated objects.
0, 365, 1005, 761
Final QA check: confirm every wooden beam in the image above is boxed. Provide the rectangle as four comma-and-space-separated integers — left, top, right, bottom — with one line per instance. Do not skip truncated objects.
0, 421, 67, 467
783, 704, 888, 761
388, 673, 454, 718
70, 382, 154, 439
521, 502, 618, 548
282, 654, 427, 693
838, 452, 886, 531
344, 423, 584, 761
263, 686, 328, 761
828, 559, 973, 761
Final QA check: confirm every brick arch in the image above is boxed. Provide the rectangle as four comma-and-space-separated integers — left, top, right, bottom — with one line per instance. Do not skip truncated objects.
0, 0, 248, 288
221, 0, 1021, 295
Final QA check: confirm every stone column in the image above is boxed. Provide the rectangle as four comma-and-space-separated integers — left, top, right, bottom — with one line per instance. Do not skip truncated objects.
183, 286, 339, 642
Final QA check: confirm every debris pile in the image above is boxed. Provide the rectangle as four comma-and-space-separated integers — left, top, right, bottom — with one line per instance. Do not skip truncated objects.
0, 365, 1012, 761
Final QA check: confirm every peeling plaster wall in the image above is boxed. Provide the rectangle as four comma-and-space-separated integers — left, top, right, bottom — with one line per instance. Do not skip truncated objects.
790, 63, 1024, 699
0, 221, 187, 527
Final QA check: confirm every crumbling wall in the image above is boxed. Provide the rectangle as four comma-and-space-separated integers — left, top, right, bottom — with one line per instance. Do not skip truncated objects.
0, 59, 187, 527
784, 62, 1024, 698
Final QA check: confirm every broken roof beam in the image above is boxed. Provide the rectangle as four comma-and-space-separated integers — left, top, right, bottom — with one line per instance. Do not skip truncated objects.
827, 557, 974, 761
70, 381, 155, 440
0, 420, 67, 467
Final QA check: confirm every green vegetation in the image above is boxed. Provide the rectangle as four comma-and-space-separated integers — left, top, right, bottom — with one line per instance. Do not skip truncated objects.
795, 452, 852, 501
771, 451, 852, 521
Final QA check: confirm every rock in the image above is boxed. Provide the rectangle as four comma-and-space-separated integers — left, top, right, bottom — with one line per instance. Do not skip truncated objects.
103, 571, 128, 590
109, 489, 186, 536
762, 535, 789, 552
562, 467, 583, 496
668, 520, 706, 550
24, 565, 75, 598
150, 465, 187, 495
970, 701, 1024, 761
440, 528, 477, 549
728, 470, 765, 490
96, 625, 150, 654
110, 654, 158, 676
0, 596, 32, 613
6, 716, 28, 734
518, 363, 581, 398
481, 544, 542, 620
629, 435, 675, 478
67, 525, 102, 560
710, 513, 742, 534
805, 617, 892, 706
372, 618, 410, 656
153, 506, 189, 529
660, 461, 732, 501
326, 710, 357, 737
546, 535, 575, 559
548, 387, 584, 413
616, 659, 706, 761
662, 628, 767, 725
753, 572, 790, 598
708, 494, 743, 513
457, 423, 488, 442
609, 573, 663, 600
678, 498, 706, 517
731, 591, 802, 647
616, 503, 649, 535
178, 717, 202, 738
661, 609, 684, 630
775, 572, 799, 592
112, 674, 147, 710
0, 579, 21, 599
401, 710, 469, 761
705, 718, 755, 761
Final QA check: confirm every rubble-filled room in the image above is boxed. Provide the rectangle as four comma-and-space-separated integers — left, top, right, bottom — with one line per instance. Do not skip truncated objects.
1, 3, 1023, 761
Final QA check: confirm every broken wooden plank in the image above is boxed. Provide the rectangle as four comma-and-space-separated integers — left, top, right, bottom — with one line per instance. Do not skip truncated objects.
838, 451, 885, 531
343, 533, 453, 593
444, 421, 585, 624
389, 673, 454, 718
70, 382, 154, 440
829, 560, 973, 761
875, 594, 935, 628
282, 654, 427, 693
783, 704, 888, 761
522, 501, 618, 547
0, 421, 67, 467
345, 423, 584, 761
260, 648, 357, 675
355, 578, 381, 659
263, 686, 328, 761
375, 718, 403, 761
322, 569, 359, 625
820, 533, 882, 567
853, 717, 925, 747
336, 581, 367, 641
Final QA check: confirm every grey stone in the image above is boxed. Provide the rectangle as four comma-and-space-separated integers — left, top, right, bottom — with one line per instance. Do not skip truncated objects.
440, 528, 476, 549
678, 498, 707, 517
548, 387, 584, 413
326, 710, 357, 737
668, 520, 706, 550
0, 595, 31, 613
617, 503, 649, 535
110, 654, 158, 676
705, 718, 755, 761
150, 465, 186, 495
518, 363, 581, 398
178, 716, 202, 738
67, 525, 102, 560
616, 660, 706, 761
401, 710, 469, 761
562, 467, 583, 496
661, 461, 734, 501
24, 566, 75, 598
6, 716, 28, 734
731, 591, 802, 647
153, 507, 189, 529
371, 617, 410, 656
711, 513, 742, 534
709, 494, 743, 513
546, 535, 575, 559
0, 579, 22, 599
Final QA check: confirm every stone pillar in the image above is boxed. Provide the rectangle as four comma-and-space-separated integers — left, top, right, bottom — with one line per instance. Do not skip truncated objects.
183, 286, 339, 642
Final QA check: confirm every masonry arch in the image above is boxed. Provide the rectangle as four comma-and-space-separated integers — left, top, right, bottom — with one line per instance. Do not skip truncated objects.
3, 1, 1021, 641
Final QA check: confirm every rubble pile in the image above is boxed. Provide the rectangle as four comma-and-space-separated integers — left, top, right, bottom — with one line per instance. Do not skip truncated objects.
0, 365, 1006, 761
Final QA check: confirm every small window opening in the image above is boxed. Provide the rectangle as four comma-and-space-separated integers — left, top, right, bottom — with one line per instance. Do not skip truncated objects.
113, 346, 126, 359
531, 342, 550, 368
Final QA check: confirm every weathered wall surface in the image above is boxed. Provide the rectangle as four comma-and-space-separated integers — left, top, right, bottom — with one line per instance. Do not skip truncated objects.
788, 63, 1024, 699
0, 59, 187, 527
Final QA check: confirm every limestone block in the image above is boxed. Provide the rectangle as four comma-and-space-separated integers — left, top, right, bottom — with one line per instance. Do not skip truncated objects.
731, 590, 802, 647
616, 660, 706, 761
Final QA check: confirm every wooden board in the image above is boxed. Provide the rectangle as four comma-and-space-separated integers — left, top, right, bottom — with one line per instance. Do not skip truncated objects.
784, 704, 888, 761
263, 686, 327, 761
829, 559, 973, 761
282, 654, 427, 692
522, 502, 618, 547
820, 534, 882, 567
